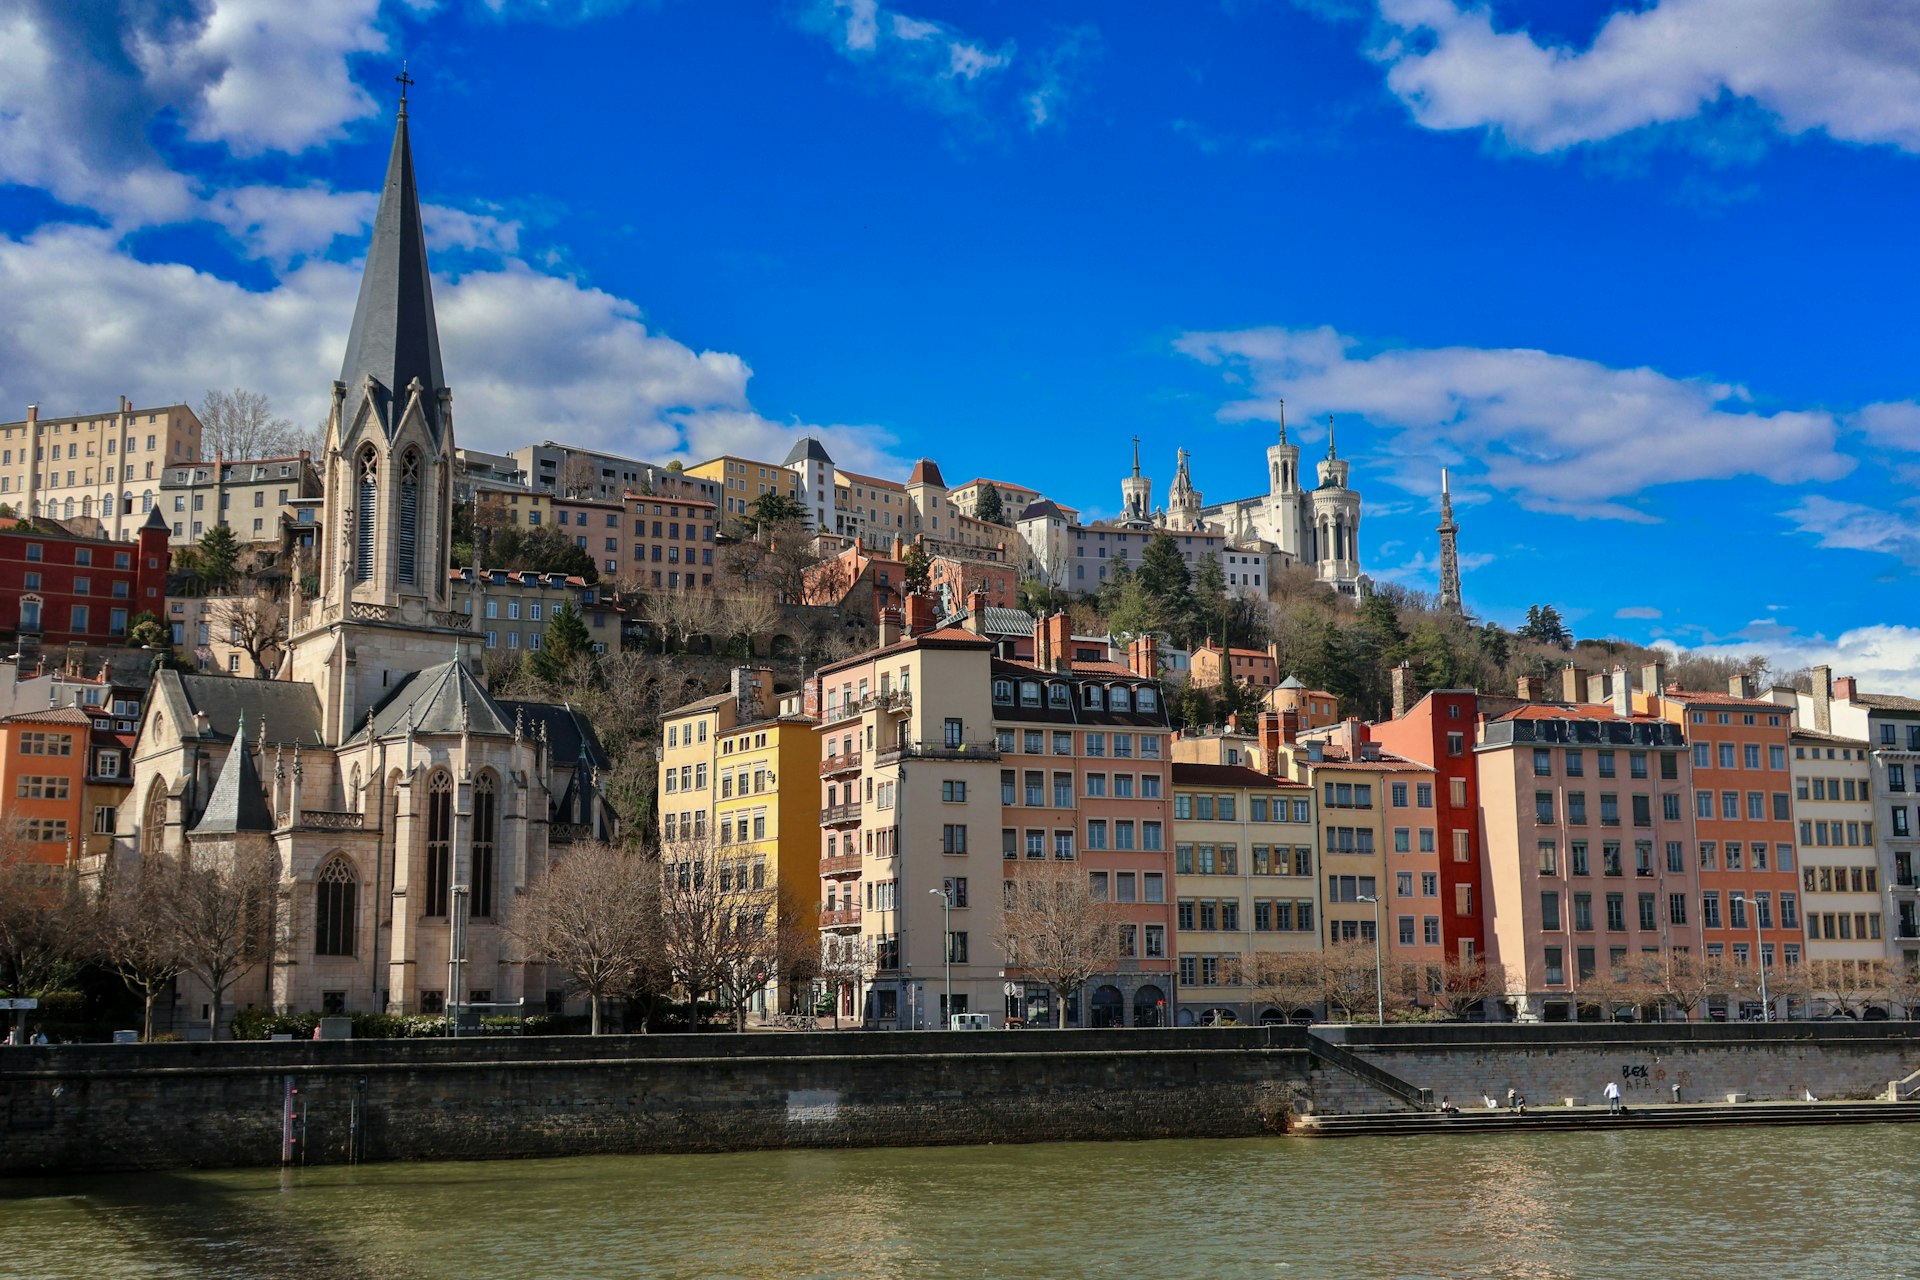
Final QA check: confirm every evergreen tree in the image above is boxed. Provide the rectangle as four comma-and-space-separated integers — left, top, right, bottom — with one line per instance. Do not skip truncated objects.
973, 485, 1007, 525
744, 492, 808, 529
901, 542, 932, 594
197, 524, 240, 591
1191, 556, 1230, 649
1137, 533, 1193, 638
530, 602, 592, 682
1477, 622, 1512, 669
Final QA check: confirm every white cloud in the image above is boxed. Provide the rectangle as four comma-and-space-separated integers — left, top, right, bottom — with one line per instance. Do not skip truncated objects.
1175, 325, 1857, 519
1615, 606, 1663, 620
1366, 0, 1920, 154
802, 0, 1016, 118
1667, 621, 1920, 699
1849, 401, 1920, 453
0, 0, 386, 226
204, 185, 379, 263
1781, 495, 1920, 563
0, 224, 907, 477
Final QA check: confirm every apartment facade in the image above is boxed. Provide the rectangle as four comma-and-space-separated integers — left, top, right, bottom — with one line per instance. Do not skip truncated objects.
0, 400, 203, 539
1190, 642, 1278, 692
548, 495, 627, 581
1171, 761, 1317, 1024
512, 441, 720, 506
1790, 728, 1884, 990
623, 493, 718, 592
0, 705, 131, 865
1639, 679, 1803, 1019
1477, 702, 1702, 1021
157, 454, 321, 545
0, 511, 171, 653
1372, 686, 1489, 964
688, 455, 801, 521
450, 568, 625, 655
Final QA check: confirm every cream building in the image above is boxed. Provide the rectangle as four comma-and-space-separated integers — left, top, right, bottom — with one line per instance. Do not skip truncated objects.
0, 399, 203, 537
1791, 728, 1885, 999
159, 454, 322, 545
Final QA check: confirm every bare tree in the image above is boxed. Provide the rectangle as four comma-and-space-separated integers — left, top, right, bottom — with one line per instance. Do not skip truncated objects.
198, 389, 308, 461
718, 592, 781, 657
817, 933, 874, 1029
1809, 958, 1889, 1017
1247, 950, 1323, 1020
1318, 940, 1395, 1022
651, 587, 724, 654
515, 840, 662, 1035
557, 453, 598, 499
0, 830, 88, 1007
999, 858, 1122, 1028
214, 595, 287, 678
657, 836, 785, 1031
1403, 955, 1502, 1019
96, 860, 186, 1041
1886, 959, 1920, 1020
160, 847, 277, 1040
1655, 950, 1738, 1020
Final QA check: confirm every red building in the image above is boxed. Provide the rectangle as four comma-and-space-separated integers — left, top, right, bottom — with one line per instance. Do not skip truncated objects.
1371, 679, 1489, 965
0, 506, 169, 653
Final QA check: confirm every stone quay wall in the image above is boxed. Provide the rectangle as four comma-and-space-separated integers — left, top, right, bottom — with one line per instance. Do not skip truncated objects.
1318, 1022, 1920, 1107
0, 1028, 1406, 1176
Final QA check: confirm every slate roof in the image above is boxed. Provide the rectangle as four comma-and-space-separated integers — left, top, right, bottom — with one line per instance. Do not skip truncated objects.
350, 657, 513, 741
1018, 500, 1066, 521
1170, 762, 1296, 789
1856, 692, 1920, 714
163, 670, 325, 746
192, 715, 274, 835
141, 505, 169, 532
784, 437, 834, 466
908, 459, 946, 487
338, 103, 446, 440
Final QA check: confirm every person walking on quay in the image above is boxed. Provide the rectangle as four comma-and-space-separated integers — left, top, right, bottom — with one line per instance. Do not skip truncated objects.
1506, 1087, 1517, 1113
1604, 1080, 1622, 1114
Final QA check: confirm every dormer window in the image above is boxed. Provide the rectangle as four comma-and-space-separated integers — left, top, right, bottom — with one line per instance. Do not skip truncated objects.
1082, 685, 1103, 710
1109, 686, 1131, 712
992, 679, 1014, 704
1020, 681, 1041, 707
1137, 686, 1159, 713
1048, 684, 1071, 709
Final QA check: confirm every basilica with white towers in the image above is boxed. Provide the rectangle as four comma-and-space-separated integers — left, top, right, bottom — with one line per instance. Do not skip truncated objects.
1119, 409, 1368, 598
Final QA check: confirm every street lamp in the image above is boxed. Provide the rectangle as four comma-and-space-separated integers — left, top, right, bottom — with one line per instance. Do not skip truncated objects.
1356, 893, 1385, 1025
1730, 894, 1770, 1022
931, 883, 953, 1028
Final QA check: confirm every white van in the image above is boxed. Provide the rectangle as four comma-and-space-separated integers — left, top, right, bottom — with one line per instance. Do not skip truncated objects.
948, 1013, 992, 1031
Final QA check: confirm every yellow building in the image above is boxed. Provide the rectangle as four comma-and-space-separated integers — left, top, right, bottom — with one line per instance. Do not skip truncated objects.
659, 665, 821, 1017
687, 455, 800, 522
1170, 760, 1319, 1025
475, 485, 552, 530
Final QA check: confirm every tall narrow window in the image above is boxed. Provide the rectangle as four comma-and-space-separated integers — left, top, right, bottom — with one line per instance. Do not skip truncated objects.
315, 856, 358, 956
396, 449, 420, 585
355, 446, 378, 582
426, 770, 452, 915
472, 773, 496, 918
142, 779, 167, 854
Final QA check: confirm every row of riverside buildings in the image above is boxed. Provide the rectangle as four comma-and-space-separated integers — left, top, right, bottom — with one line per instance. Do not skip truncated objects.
661, 604, 1920, 1027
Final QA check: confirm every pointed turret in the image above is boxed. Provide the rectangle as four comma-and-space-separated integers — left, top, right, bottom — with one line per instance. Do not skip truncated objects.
1121, 435, 1152, 525
193, 712, 275, 835
337, 92, 446, 440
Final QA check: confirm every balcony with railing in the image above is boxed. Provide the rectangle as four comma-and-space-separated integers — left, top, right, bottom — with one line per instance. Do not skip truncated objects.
820, 907, 862, 929
550, 821, 592, 843
295, 810, 365, 832
819, 802, 861, 827
821, 851, 862, 876
877, 739, 1000, 765
820, 751, 863, 778
818, 690, 913, 725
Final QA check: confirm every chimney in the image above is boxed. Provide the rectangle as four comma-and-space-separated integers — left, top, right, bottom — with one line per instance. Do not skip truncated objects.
1516, 675, 1538, 701
731, 665, 770, 721
1032, 615, 1050, 672
904, 592, 935, 636
1611, 665, 1632, 717
1560, 664, 1588, 704
1257, 712, 1284, 775
891, 534, 905, 560
877, 604, 902, 648
1226, 712, 1242, 735
1812, 664, 1832, 734
1390, 661, 1412, 721
1305, 741, 1325, 764
1586, 672, 1608, 706
1640, 661, 1666, 699
961, 588, 989, 637
1046, 613, 1071, 674
1834, 676, 1857, 704
1728, 672, 1756, 701
1129, 633, 1160, 680
1281, 707, 1301, 743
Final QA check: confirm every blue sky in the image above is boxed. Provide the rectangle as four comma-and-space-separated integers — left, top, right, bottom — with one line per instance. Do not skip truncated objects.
2, 1, 1916, 689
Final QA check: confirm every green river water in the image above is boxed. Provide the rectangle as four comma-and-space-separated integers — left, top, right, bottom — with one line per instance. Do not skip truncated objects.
3, 1126, 1916, 1279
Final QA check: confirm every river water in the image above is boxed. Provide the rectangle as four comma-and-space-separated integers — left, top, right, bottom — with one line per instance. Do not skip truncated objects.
5, 1126, 1917, 1279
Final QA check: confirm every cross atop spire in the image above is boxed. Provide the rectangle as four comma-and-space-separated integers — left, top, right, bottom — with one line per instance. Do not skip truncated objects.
396, 62, 414, 117
1278, 399, 1287, 445
1131, 435, 1141, 477
1326, 414, 1337, 459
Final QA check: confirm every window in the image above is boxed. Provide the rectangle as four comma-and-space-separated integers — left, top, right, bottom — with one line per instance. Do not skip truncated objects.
1541, 891, 1561, 930
942, 780, 967, 803
941, 824, 967, 854
472, 773, 497, 918
425, 771, 453, 915
315, 857, 358, 956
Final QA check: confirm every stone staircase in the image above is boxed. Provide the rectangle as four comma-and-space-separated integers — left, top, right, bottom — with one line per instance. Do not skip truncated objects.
1292, 1099, 1920, 1138
1886, 1065, 1920, 1101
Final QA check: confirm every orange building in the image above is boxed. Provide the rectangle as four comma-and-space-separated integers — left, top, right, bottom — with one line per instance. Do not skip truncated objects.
0, 707, 97, 865
1269, 676, 1341, 730
1190, 641, 1278, 691
1636, 675, 1803, 1018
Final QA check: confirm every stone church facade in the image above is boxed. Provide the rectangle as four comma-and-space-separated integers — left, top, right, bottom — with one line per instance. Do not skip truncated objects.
112, 96, 615, 1022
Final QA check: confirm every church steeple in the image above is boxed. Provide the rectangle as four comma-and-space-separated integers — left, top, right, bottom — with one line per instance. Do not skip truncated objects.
337, 78, 446, 441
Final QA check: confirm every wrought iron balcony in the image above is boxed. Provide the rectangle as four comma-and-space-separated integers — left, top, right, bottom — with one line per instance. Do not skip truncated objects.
876, 739, 1000, 764
819, 802, 861, 826
820, 851, 862, 876
820, 907, 862, 928
820, 751, 863, 777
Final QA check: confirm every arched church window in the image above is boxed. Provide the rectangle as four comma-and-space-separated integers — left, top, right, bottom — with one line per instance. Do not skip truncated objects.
355, 446, 378, 583
142, 779, 168, 855
472, 772, 496, 918
425, 769, 452, 915
315, 856, 358, 956
396, 449, 420, 585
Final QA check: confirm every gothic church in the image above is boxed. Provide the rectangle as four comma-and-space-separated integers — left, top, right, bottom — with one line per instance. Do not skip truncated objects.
116, 96, 616, 1021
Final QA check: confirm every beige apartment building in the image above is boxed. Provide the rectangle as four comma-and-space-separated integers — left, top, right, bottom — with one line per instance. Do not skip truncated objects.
158, 453, 322, 544
688, 455, 800, 522
1791, 729, 1885, 991
450, 568, 625, 656
1, 400, 203, 538
1171, 761, 1317, 1025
